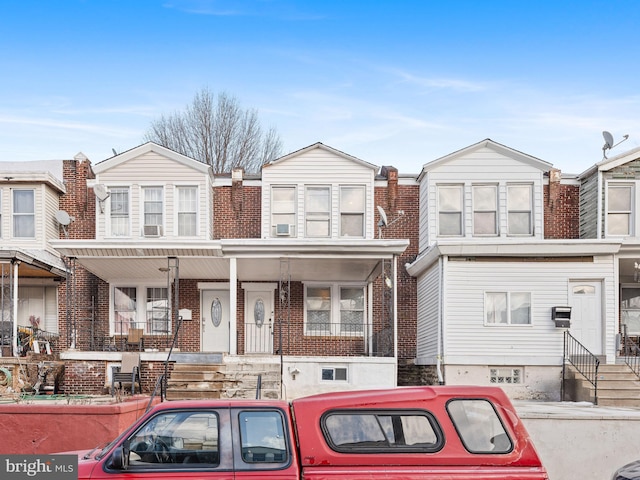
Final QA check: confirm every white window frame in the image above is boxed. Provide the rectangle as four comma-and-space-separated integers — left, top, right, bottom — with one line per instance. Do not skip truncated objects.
437, 184, 464, 237
339, 185, 365, 238
141, 186, 164, 235
321, 366, 348, 382
304, 282, 366, 337
17, 285, 58, 334
305, 185, 331, 237
108, 186, 131, 237
606, 182, 634, 236
507, 183, 533, 236
271, 185, 297, 237
485, 291, 532, 326
175, 185, 198, 237
12, 188, 35, 238
110, 282, 169, 335
472, 184, 498, 236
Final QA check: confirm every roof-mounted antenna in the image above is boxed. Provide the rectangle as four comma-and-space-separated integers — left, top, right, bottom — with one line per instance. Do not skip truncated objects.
602, 131, 630, 159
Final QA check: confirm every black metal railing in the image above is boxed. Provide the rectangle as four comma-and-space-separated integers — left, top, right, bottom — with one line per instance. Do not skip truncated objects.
621, 324, 640, 379
563, 330, 600, 404
146, 373, 166, 412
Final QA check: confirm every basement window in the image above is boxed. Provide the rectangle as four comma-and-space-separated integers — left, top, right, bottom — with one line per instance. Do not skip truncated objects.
321, 367, 348, 382
489, 367, 522, 384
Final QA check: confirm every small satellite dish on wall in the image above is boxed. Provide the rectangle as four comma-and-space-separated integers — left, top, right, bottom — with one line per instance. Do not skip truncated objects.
602, 130, 630, 160
93, 184, 110, 213
55, 210, 72, 226
377, 205, 388, 227
55, 210, 74, 238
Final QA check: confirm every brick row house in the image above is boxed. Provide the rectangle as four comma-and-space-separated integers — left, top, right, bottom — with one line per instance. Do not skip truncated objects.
3, 139, 640, 401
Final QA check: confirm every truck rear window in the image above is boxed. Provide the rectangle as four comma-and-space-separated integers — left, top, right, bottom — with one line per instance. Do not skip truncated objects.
321, 409, 443, 453
239, 410, 289, 464
446, 399, 513, 454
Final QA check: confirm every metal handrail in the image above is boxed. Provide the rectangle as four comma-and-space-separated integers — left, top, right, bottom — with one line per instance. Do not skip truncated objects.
621, 324, 640, 379
145, 373, 166, 413
563, 331, 600, 405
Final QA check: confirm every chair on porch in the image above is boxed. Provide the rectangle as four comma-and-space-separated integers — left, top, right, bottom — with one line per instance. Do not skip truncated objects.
126, 328, 144, 351
111, 352, 141, 395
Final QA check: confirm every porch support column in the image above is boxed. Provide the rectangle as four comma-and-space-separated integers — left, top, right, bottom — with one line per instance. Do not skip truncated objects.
229, 257, 237, 355
12, 261, 18, 357
392, 254, 398, 384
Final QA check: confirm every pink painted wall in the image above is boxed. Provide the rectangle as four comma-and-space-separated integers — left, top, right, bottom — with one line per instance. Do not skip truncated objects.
0, 396, 159, 454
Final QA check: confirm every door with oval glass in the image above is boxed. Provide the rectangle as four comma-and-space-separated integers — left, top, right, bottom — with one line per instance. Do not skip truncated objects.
245, 290, 273, 354
201, 290, 230, 352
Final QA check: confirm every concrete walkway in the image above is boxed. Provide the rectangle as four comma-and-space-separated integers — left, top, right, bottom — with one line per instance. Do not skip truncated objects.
515, 400, 640, 480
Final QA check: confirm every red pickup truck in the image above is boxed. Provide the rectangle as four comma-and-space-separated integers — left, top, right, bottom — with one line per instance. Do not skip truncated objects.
71, 385, 549, 479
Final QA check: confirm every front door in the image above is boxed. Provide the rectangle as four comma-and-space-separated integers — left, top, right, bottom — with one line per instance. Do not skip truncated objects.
202, 290, 230, 352
245, 290, 273, 354
569, 281, 602, 355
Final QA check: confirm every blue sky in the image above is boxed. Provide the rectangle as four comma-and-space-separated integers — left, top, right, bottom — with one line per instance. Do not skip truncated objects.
1, 0, 639, 174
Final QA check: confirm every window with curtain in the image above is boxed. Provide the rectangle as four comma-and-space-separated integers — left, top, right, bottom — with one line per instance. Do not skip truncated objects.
607, 184, 633, 236
438, 185, 463, 236
13, 189, 35, 238
340, 185, 365, 237
485, 291, 531, 325
17, 286, 58, 334
143, 186, 163, 228
507, 184, 533, 235
110, 187, 130, 236
147, 287, 169, 334
305, 186, 330, 237
473, 185, 498, 235
305, 284, 366, 336
340, 287, 364, 334
271, 186, 296, 236
177, 186, 197, 236
113, 287, 137, 334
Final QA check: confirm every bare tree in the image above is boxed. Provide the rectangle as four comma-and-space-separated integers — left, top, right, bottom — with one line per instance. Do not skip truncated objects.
145, 88, 283, 173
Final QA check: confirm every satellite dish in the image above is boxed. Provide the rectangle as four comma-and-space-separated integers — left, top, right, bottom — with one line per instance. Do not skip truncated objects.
55, 210, 72, 226
603, 131, 614, 150
94, 184, 110, 202
377, 205, 388, 227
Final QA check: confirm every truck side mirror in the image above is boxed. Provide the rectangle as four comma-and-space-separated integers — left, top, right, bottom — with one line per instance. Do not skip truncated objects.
110, 444, 130, 470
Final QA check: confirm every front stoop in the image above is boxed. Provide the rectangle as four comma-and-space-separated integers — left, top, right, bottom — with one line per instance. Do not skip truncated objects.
166, 361, 281, 401
565, 364, 640, 407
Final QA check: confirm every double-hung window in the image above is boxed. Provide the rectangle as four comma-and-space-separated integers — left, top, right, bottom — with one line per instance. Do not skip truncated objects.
473, 185, 498, 235
340, 186, 365, 237
271, 186, 296, 237
485, 292, 531, 325
438, 185, 463, 236
13, 189, 35, 238
110, 187, 130, 236
607, 183, 633, 236
177, 186, 197, 236
143, 187, 163, 235
114, 287, 138, 334
507, 184, 533, 235
147, 287, 169, 334
113, 285, 170, 335
305, 186, 330, 237
305, 284, 365, 336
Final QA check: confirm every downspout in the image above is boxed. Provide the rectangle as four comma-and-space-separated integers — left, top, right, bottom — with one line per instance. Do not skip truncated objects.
597, 170, 602, 239
229, 257, 237, 355
393, 255, 398, 386
436, 256, 444, 384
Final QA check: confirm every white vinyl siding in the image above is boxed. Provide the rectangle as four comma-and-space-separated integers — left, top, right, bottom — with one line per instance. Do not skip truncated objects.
261, 147, 376, 239
95, 150, 212, 240
438, 255, 616, 364
415, 263, 441, 363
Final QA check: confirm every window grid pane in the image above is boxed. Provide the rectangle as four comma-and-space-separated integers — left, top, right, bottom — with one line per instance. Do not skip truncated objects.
147, 287, 170, 334
13, 190, 35, 238
608, 185, 633, 235
306, 187, 330, 237
272, 186, 296, 235
177, 186, 197, 236
340, 186, 364, 237
143, 187, 163, 226
114, 287, 137, 334
438, 186, 463, 236
110, 188, 129, 236
473, 185, 497, 235
507, 185, 532, 235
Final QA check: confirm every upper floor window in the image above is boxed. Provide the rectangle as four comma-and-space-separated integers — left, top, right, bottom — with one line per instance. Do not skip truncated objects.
13, 189, 35, 238
305, 284, 365, 336
473, 185, 498, 236
306, 186, 330, 237
110, 187, 130, 236
177, 186, 197, 236
485, 291, 531, 325
438, 185, 463, 236
507, 184, 533, 235
607, 184, 633, 236
142, 187, 163, 236
340, 185, 365, 237
271, 186, 296, 237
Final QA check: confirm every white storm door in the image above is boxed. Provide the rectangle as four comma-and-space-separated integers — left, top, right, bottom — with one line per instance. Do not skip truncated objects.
569, 281, 602, 355
245, 290, 273, 354
202, 290, 230, 352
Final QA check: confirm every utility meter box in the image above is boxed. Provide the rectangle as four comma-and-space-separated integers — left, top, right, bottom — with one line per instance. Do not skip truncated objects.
552, 306, 571, 328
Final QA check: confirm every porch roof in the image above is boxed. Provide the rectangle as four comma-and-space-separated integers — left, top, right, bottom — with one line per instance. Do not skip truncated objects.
0, 248, 67, 278
49, 238, 409, 283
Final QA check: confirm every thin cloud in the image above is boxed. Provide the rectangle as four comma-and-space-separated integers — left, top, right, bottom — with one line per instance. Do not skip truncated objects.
0, 115, 138, 137
162, 0, 327, 20
389, 69, 488, 92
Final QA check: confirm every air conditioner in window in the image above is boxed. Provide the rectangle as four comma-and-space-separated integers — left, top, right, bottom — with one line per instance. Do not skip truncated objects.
143, 225, 163, 237
276, 223, 292, 236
